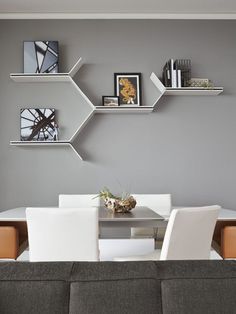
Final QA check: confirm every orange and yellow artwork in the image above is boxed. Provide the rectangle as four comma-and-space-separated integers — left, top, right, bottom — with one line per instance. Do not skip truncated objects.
119, 78, 136, 105
115, 73, 141, 106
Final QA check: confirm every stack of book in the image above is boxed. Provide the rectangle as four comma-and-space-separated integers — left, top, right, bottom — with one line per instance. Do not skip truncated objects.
162, 59, 191, 88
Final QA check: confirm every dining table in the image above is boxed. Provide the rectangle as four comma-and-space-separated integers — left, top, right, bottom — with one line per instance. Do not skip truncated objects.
0, 206, 165, 239
0, 206, 236, 260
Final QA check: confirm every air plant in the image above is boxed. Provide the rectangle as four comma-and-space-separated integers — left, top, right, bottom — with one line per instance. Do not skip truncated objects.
96, 187, 136, 213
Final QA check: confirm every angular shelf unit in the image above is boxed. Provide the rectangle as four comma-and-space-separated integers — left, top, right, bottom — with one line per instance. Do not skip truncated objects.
165, 87, 223, 96
10, 58, 96, 160
94, 72, 165, 113
10, 141, 83, 161
10, 57, 223, 159
10, 59, 166, 159
10, 68, 165, 113
9, 107, 94, 161
95, 106, 154, 113
10, 57, 84, 82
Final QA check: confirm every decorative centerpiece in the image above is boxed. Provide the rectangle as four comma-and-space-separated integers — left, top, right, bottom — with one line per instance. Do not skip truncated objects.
98, 188, 136, 213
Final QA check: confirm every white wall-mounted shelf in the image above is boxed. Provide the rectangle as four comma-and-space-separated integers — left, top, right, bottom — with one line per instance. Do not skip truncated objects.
10, 58, 83, 83
10, 74, 71, 83
10, 58, 224, 160
10, 140, 70, 146
10, 140, 83, 160
95, 106, 154, 113
165, 87, 223, 96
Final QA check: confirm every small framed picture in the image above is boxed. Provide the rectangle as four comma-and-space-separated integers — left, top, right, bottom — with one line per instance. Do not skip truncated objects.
20, 108, 57, 141
114, 73, 142, 106
102, 96, 120, 107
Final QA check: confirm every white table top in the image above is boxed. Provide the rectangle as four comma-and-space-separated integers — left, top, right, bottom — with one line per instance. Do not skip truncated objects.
0, 207, 235, 222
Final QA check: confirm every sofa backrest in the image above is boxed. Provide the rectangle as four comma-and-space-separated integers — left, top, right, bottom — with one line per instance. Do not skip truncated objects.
0, 261, 235, 314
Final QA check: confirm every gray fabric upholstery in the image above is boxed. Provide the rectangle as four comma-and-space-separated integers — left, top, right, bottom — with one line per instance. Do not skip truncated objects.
0, 281, 69, 314
70, 279, 161, 314
161, 278, 236, 314
0, 261, 235, 314
0, 262, 72, 314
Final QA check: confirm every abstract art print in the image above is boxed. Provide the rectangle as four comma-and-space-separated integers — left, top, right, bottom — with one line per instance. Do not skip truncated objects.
24, 41, 59, 73
20, 108, 57, 141
114, 73, 142, 106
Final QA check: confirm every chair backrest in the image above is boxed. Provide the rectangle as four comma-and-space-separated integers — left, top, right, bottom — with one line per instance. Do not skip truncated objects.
160, 205, 220, 260
132, 194, 171, 216
26, 207, 99, 262
59, 194, 100, 208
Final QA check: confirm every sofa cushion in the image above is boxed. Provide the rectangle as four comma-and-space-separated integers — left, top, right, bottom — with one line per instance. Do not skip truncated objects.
0, 281, 69, 314
161, 278, 236, 314
70, 279, 161, 314
0, 262, 73, 314
69, 261, 162, 314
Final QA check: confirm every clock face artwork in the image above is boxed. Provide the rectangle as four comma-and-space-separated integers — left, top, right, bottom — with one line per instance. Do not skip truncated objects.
20, 108, 57, 141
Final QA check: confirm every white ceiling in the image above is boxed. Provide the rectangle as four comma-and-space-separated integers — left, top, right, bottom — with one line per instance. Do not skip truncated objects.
0, 0, 235, 18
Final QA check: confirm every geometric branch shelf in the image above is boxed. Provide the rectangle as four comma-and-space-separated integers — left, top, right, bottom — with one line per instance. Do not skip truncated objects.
165, 87, 223, 96
9, 141, 83, 160
10, 57, 224, 160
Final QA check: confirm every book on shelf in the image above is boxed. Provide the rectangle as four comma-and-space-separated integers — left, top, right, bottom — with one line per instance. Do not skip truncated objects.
162, 62, 170, 87
170, 59, 177, 88
177, 70, 181, 88
162, 58, 191, 88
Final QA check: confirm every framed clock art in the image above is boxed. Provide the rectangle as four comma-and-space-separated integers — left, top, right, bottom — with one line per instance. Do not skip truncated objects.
20, 108, 58, 141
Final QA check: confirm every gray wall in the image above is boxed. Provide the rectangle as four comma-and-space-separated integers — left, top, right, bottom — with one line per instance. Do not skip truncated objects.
0, 20, 235, 210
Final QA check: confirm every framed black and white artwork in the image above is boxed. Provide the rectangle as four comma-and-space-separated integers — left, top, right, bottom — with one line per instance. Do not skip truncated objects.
102, 96, 120, 107
114, 73, 142, 106
20, 108, 57, 141
24, 41, 59, 73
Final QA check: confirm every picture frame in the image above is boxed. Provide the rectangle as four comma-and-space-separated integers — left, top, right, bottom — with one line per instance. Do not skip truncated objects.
102, 96, 120, 107
114, 73, 142, 106
24, 41, 59, 73
20, 108, 57, 141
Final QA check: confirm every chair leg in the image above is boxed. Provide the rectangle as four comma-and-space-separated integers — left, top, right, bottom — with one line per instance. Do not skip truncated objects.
153, 228, 158, 240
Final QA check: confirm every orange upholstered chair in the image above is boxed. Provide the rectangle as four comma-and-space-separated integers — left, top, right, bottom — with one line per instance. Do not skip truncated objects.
0, 227, 19, 259
221, 226, 236, 259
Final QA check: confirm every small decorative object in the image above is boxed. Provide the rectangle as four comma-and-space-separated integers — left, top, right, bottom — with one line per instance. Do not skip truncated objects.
98, 188, 136, 213
114, 73, 142, 106
53, 123, 59, 141
24, 41, 59, 73
102, 96, 120, 107
20, 108, 57, 141
188, 78, 214, 89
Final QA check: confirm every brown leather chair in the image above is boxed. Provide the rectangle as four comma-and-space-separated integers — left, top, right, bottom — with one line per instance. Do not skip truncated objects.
221, 226, 236, 259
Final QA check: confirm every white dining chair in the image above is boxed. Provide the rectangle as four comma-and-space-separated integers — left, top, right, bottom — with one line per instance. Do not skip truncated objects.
131, 194, 171, 238
26, 207, 99, 262
59, 194, 100, 207
114, 205, 220, 261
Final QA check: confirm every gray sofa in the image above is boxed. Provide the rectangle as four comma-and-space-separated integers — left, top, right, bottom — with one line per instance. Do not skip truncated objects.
0, 260, 235, 314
